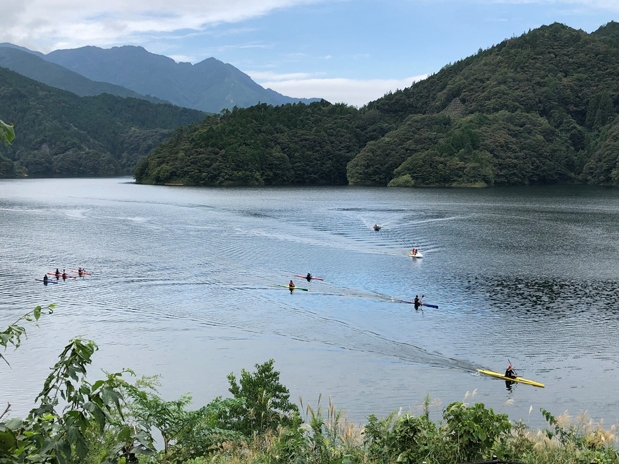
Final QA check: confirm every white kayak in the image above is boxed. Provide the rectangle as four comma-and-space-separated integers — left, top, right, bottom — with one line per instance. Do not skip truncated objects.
407, 251, 423, 258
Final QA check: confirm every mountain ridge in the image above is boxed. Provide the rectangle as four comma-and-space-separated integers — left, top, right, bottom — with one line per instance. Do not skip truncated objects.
0, 47, 167, 104
43, 45, 319, 113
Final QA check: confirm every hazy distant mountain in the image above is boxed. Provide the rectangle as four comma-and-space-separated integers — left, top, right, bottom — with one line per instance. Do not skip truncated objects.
0, 42, 45, 58
0, 46, 167, 104
44, 45, 319, 113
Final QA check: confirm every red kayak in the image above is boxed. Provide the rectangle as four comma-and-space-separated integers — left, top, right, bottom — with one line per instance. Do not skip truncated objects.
295, 274, 324, 281
47, 272, 76, 279
71, 269, 92, 275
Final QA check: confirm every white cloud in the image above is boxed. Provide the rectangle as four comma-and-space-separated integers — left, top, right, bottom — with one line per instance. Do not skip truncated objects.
168, 54, 197, 63
0, 0, 327, 51
2, 0, 618, 52
257, 75, 429, 107
249, 71, 317, 81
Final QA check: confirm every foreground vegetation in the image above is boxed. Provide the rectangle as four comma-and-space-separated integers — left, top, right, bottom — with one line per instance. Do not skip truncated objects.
135, 22, 619, 188
2, 307, 618, 463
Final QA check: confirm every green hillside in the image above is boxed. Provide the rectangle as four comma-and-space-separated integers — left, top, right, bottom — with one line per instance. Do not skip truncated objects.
134, 101, 366, 186
369, 22, 619, 187
0, 66, 205, 178
137, 22, 617, 187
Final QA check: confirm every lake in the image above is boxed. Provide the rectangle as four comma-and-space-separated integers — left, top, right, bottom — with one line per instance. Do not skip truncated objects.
1, 178, 618, 429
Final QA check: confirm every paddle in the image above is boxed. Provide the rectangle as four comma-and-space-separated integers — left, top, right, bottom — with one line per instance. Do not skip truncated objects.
508, 359, 518, 377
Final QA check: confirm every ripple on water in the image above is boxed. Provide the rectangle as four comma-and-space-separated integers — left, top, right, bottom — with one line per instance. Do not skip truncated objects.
2, 180, 619, 428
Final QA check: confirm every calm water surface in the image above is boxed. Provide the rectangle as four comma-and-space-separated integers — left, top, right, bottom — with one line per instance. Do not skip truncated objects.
1, 178, 618, 428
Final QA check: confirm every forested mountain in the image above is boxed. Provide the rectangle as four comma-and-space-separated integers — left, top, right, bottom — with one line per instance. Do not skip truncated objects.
44, 45, 318, 113
135, 22, 619, 187
0, 46, 166, 103
0, 67, 205, 178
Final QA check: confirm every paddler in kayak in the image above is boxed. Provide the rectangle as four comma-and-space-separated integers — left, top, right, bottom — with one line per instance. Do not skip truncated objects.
306, 272, 312, 282
505, 364, 517, 379
414, 295, 421, 310
288, 280, 295, 293
43, 274, 49, 285
61, 269, 68, 280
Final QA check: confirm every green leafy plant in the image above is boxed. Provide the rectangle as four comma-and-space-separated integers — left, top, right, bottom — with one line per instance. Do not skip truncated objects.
442, 400, 511, 462
0, 304, 54, 368
2, 339, 154, 463
121, 376, 242, 463
365, 410, 438, 464
1, 306, 154, 464
0, 120, 14, 145
222, 359, 299, 436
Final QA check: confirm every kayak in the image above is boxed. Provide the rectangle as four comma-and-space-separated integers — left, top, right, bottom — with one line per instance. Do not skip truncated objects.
47, 272, 76, 279
407, 252, 424, 258
278, 285, 309, 291
71, 269, 92, 275
476, 369, 545, 388
35, 278, 58, 284
398, 300, 438, 309
295, 275, 324, 281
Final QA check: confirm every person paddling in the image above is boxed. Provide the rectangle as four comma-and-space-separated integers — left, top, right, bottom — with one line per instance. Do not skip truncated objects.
43, 274, 49, 285
505, 364, 517, 379
306, 272, 312, 282
414, 295, 421, 310
61, 269, 68, 280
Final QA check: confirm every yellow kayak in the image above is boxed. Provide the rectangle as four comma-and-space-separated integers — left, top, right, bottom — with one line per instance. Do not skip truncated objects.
476, 369, 545, 388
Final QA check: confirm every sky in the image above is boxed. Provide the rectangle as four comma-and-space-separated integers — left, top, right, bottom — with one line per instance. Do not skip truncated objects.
1, 0, 618, 106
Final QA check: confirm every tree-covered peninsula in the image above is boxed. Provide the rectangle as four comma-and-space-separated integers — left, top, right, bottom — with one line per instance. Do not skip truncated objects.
135, 22, 619, 187
0, 67, 205, 178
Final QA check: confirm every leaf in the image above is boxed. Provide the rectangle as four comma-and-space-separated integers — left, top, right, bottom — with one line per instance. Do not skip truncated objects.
0, 430, 17, 454
74, 433, 89, 459
0, 120, 15, 145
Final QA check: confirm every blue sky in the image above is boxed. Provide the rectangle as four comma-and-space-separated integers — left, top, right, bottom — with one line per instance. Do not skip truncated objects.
1, 0, 617, 106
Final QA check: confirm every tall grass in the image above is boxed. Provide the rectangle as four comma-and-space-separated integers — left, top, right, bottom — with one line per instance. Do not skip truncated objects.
173, 397, 619, 464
